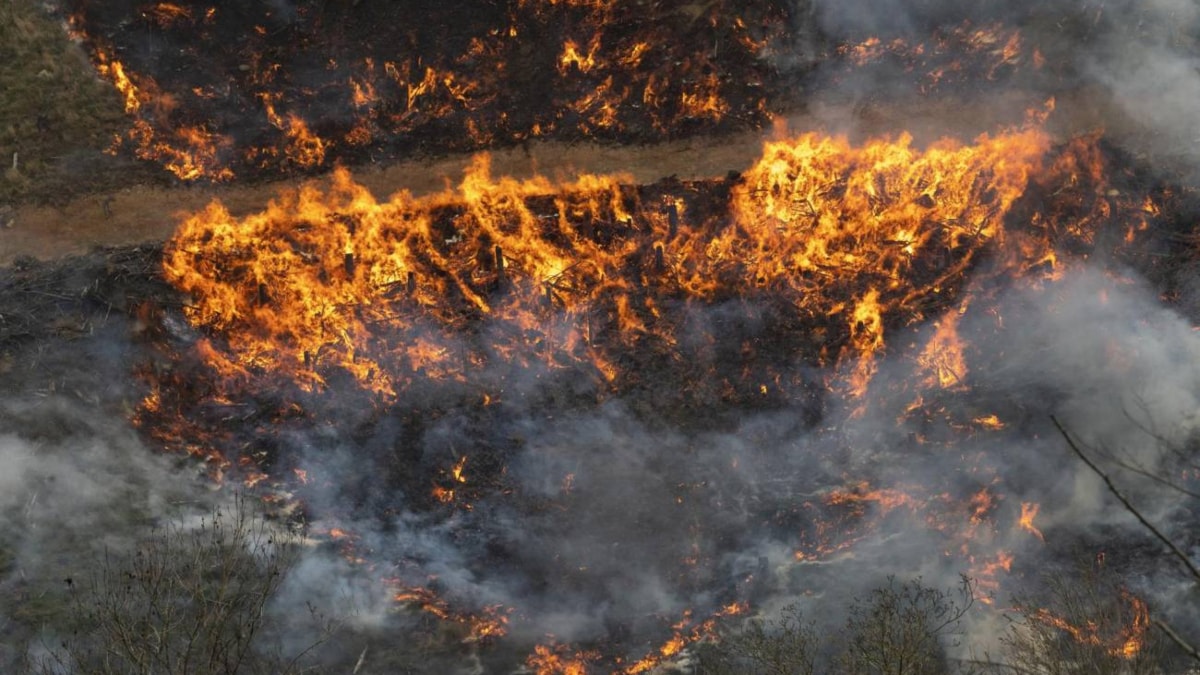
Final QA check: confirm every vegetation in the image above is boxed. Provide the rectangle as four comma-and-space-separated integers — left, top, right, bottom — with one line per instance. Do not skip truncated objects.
693, 569, 1192, 675
994, 565, 1168, 675
694, 577, 975, 675
22, 497, 333, 675
693, 603, 817, 675
0, 0, 130, 205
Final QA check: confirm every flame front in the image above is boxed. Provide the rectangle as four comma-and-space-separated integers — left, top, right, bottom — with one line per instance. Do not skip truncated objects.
1027, 590, 1151, 660
162, 129, 1049, 405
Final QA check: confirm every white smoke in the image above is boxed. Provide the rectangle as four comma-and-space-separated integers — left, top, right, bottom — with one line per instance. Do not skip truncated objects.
799, 0, 1200, 176
0, 397, 216, 669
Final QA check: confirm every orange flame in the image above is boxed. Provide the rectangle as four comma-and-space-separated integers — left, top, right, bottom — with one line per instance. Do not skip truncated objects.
1018, 502, 1044, 541
1028, 590, 1150, 659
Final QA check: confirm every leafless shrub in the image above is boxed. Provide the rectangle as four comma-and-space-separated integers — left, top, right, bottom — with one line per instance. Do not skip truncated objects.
837, 575, 976, 675
26, 495, 331, 675
693, 604, 817, 675
695, 576, 975, 675
993, 564, 1167, 675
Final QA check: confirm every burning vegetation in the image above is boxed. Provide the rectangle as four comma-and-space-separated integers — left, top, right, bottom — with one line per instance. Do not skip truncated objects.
5, 0, 1200, 673
65, 0, 792, 181
129, 117, 1181, 669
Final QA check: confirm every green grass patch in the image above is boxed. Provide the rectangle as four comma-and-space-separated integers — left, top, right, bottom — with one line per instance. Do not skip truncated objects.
0, 1, 132, 205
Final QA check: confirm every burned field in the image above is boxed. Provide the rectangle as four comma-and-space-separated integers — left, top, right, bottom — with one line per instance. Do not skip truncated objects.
64, 0, 793, 180
5, 0, 1200, 673
5, 128, 1200, 670
61, 0, 1065, 182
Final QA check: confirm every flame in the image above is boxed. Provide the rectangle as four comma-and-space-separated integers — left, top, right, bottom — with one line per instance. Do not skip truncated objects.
142, 119, 1164, 670
827, 481, 917, 512
918, 303, 969, 389
257, 94, 329, 170
392, 584, 510, 641
452, 456, 469, 483
70, 0, 786, 179
971, 550, 1014, 603
527, 644, 598, 675
836, 23, 1034, 93
560, 36, 603, 74
723, 129, 1047, 398
433, 456, 471, 504
525, 602, 748, 675
1018, 501, 1044, 541
80, 34, 234, 181
973, 414, 1005, 430
1027, 590, 1150, 659
141, 3, 192, 28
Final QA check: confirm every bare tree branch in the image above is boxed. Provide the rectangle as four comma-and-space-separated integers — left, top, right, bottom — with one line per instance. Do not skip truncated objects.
1107, 455, 1200, 500
1050, 415, 1200, 585
1121, 396, 1200, 473
1154, 618, 1200, 662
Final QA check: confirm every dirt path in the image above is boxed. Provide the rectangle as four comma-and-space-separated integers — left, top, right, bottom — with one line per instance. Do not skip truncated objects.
0, 90, 1112, 267
0, 130, 767, 266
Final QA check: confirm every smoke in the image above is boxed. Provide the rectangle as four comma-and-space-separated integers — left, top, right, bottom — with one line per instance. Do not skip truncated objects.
217, 252, 1195, 671
7, 209, 1198, 669
0, 396, 216, 668
14, 1, 1200, 670
967, 267, 1200, 563
798, 0, 1200, 177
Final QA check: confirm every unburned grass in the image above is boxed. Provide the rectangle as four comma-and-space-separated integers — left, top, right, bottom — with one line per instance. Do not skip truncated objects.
0, 0, 135, 206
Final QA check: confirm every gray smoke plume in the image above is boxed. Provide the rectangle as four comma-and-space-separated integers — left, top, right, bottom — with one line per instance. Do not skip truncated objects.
251, 258, 1200, 671
7, 2, 1200, 671
0, 396, 217, 668
797, 0, 1200, 177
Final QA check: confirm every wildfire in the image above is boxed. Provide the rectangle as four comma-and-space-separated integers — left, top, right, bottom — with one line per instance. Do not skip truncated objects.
529, 603, 747, 675
68, 0, 785, 180
155, 118, 1137, 603
835, 22, 1037, 92
161, 127, 1051, 408
918, 304, 969, 390
1027, 590, 1150, 659
47, 1, 1189, 670
433, 457, 471, 504
1018, 501, 1044, 541
130, 108, 1172, 671
527, 644, 599, 675
79, 27, 234, 182
391, 584, 511, 642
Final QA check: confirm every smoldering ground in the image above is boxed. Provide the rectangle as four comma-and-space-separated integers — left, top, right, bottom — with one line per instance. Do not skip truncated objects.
3, 249, 1200, 672
253, 257, 1200, 671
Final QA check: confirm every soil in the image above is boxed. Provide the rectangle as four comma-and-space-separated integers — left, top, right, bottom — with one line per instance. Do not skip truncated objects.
1, 86, 1124, 268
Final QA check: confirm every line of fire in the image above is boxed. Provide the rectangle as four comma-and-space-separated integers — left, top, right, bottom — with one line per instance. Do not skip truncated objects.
5, 1, 1200, 673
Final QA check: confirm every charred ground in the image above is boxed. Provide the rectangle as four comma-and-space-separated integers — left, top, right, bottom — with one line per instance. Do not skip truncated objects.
2, 133, 1199, 670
